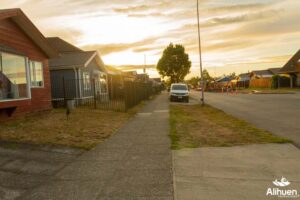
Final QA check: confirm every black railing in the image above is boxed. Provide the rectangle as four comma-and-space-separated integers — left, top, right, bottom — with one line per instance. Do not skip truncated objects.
51, 78, 162, 112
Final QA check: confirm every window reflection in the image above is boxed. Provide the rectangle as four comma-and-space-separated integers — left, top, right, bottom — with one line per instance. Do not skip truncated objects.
0, 53, 28, 100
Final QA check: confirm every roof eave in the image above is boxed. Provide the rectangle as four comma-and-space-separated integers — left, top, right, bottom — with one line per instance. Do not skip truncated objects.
6, 9, 59, 58
49, 65, 82, 70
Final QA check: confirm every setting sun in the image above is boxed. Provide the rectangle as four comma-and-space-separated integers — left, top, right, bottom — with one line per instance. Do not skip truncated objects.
1, 0, 300, 78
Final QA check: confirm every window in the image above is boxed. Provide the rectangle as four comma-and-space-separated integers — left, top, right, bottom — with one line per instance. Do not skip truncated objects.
30, 61, 44, 87
99, 74, 107, 93
171, 84, 188, 91
0, 52, 29, 100
83, 72, 91, 91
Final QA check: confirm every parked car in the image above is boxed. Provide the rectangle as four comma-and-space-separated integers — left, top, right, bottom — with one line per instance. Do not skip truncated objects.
169, 83, 189, 103
195, 87, 202, 91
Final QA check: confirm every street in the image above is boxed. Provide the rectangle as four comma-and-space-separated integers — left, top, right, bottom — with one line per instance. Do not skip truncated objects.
190, 91, 300, 146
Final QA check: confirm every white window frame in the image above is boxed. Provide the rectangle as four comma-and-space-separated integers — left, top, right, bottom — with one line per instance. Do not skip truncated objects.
0, 52, 31, 102
29, 60, 44, 88
83, 72, 91, 91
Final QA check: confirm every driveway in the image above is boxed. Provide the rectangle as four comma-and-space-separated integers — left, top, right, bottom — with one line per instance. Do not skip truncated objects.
190, 91, 300, 146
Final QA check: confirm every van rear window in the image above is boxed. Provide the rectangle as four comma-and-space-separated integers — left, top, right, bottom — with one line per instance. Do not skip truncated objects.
172, 85, 188, 90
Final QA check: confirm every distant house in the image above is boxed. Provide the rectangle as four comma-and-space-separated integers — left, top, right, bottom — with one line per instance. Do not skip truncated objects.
237, 73, 250, 88
250, 69, 275, 79
212, 76, 234, 90
46, 37, 108, 104
0, 9, 58, 118
215, 76, 234, 83
106, 66, 125, 100
249, 68, 281, 88
279, 50, 300, 87
136, 73, 150, 83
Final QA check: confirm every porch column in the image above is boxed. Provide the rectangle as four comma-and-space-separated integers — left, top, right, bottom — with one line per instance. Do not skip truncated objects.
290, 75, 293, 88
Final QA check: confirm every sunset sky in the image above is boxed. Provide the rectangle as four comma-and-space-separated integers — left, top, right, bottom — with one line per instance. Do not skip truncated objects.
1, 0, 300, 78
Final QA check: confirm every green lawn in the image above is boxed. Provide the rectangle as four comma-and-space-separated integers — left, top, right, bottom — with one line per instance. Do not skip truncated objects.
169, 104, 291, 150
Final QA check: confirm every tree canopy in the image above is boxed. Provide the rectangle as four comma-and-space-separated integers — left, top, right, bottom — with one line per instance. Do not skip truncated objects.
187, 70, 213, 88
157, 43, 191, 83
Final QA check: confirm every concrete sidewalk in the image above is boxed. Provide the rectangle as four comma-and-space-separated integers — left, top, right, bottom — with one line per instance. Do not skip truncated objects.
174, 143, 300, 200
20, 93, 173, 200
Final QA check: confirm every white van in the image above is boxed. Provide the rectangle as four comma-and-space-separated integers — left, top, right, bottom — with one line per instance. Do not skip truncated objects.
169, 83, 189, 103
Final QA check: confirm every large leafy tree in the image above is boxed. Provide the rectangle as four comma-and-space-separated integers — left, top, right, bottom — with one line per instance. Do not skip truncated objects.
187, 76, 200, 88
157, 43, 191, 83
187, 70, 213, 88
202, 69, 213, 82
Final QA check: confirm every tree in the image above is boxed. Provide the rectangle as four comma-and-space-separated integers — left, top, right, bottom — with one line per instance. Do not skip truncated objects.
202, 69, 213, 82
187, 76, 200, 88
188, 70, 213, 88
157, 43, 191, 83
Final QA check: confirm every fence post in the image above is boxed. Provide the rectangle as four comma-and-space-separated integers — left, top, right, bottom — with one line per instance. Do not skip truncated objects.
62, 77, 67, 108
124, 81, 129, 112
92, 78, 97, 109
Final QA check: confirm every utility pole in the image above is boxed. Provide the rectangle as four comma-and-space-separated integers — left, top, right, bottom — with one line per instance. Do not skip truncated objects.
197, 0, 204, 105
144, 54, 146, 74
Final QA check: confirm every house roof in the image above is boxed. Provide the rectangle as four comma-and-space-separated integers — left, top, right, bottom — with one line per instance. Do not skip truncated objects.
46, 37, 83, 53
49, 50, 107, 72
238, 73, 250, 78
49, 51, 96, 68
251, 68, 281, 77
47, 37, 106, 72
0, 8, 58, 58
105, 66, 123, 75
251, 69, 273, 77
216, 76, 233, 83
237, 73, 250, 81
268, 68, 281, 74
279, 49, 300, 73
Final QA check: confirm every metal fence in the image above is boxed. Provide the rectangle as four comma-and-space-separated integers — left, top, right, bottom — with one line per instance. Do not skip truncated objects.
51, 78, 162, 112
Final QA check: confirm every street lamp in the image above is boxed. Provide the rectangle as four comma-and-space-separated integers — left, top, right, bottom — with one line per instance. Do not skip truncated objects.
197, 0, 204, 105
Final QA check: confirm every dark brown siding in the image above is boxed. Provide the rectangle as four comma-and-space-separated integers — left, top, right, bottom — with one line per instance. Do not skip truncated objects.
0, 18, 52, 118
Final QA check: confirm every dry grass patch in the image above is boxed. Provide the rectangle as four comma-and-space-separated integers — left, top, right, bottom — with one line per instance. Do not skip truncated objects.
169, 104, 290, 149
238, 88, 300, 94
0, 109, 133, 150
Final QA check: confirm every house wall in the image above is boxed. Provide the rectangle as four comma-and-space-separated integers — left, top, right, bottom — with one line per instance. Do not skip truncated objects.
50, 69, 77, 100
82, 58, 108, 97
0, 18, 51, 118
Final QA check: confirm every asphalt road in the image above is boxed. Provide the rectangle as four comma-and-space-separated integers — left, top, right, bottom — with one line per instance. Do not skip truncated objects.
190, 91, 300, 146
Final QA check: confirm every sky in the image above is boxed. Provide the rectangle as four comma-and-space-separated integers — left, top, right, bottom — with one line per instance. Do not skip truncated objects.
1, 0, 300, 78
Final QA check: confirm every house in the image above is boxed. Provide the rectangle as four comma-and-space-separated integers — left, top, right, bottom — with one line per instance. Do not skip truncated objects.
210, 76, 234, 90
279, 49, 300, 87
106, 66, 125, 100
249, 68, 283, 88
237, 73, 250, 88
250, 69, 274, 79
0, 9, 58, 118
215, 76, 234, 84
46, 37, 108, 105
136, 73, 150, 83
